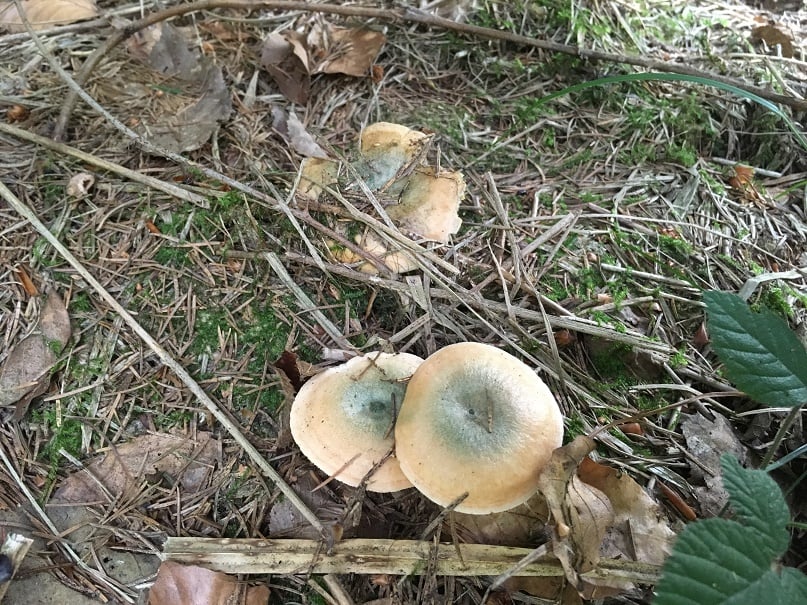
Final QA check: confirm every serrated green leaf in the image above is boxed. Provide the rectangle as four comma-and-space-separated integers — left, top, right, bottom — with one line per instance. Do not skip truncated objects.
703, 290, 807, 408
653, 455, 807, 605
722, 570, 799, 604
654, 518, 776, 605
780, 568, 807, 600
720, 455, 790, 555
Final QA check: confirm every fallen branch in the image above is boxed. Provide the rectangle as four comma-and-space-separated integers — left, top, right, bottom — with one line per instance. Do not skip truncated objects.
162, 537, 662, 584
50, 0, 807, 140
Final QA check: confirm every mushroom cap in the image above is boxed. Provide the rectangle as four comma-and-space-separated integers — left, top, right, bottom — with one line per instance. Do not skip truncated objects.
395, 343, 564, 513
290, 352, 423, 492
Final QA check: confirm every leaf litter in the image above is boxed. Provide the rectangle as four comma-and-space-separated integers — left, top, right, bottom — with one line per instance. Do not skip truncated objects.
261, 21, 386, 103
1, 0, 806, 603
0, 290, 71, 418
0, 0, 97, 32
123, 22, 231, 153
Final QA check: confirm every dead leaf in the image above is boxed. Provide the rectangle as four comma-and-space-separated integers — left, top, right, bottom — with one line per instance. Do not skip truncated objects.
310, 25, 386, 77
751, 22, 795, 58
272, 108, 328, 159
13, 265, 38, 297
0, 0, 97, 32
451, 491, 549, 547
536, 436, 613, 590
0, 290, 71, 417
126, 23, 232, 153
149, 561, 269, 605
268, 472, 342, 539
66, 172, 94, 198
260, 32, 310, 103
577, 457, 674, 566
52, 432, 220, 504
681, 412, 746, 516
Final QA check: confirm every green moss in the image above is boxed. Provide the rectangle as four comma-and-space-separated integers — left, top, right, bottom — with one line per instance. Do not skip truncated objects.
666, 143, 698, 167
245, 303, 289, 361
31, 408, 84, 481
191, 308, 230, 355
752, 285, 794, 320
154, 245, 190, 266
69, 292, 92, 312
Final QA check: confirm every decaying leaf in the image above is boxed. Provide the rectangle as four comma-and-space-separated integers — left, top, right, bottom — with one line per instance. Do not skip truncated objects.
451, 491, 550, 547
125, 23, 232, 153
537, 437, 607, 585
66, 172, 95, 198
52, 431, 220, 504
751, 22, 795, 58
272, 107, 328, 159
387, 167, 465, 243
0, 290, 71, 418
310, 25, 386, 77
260, 32, 310, 103
0, 0, 97, 32
297, 157, 340, 201
681, 412, 746, 516
268, 472, 342, 539
577, 457, 674, 566
149, 561, 269, 605
261, 23, 384, 103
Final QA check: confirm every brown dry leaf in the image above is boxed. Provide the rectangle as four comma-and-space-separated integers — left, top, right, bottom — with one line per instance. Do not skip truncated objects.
577, 457, 674, 566
268, 472, 342, 539
260, 32, 310, 103
272, 107, 328, 159
0, 290, 71, 418
126, 23, 232, 153
751, 22, 795, 58
149, 561, 269, 605
387, 167, 464, 243
0, 0, 97, 32
451, 491, 549, 547
52, 432, 220, 504
297, 157, 340, 201
681, 412, 746, 516
504, 577, 583, 604
310, 25, 386, 77
536, 436, 616, 594
66, 172, 95, 198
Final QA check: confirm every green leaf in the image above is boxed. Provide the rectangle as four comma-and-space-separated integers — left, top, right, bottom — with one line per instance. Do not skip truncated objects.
720, 455, 789, 555
703, 290, 807, 408
654, 519, 777, 605
654, 455, 806, 605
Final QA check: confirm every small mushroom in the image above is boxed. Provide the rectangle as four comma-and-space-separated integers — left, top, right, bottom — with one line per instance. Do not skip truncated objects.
290, 351, 423, 492
394, 343, 564, 513
358, 122, 429, 189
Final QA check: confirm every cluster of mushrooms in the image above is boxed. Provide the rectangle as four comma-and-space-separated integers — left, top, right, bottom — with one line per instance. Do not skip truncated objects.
290, 343, 564, 515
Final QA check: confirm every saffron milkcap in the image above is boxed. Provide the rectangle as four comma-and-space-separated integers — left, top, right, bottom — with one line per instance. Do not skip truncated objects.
395, 343, 564, 513
290, 351, 423, 492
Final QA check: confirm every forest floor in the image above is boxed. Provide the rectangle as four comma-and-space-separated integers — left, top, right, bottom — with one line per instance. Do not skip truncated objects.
0, 0, 806, 604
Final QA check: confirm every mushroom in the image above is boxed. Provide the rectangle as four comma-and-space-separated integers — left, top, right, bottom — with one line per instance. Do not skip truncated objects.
394, 343, 564, 513
290, 351, 423, 492
358, 122, 429, 189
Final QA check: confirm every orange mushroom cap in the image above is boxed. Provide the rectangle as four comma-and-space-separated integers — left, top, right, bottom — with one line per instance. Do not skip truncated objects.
290, 352, 422, 492
395, 343, 564, 513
